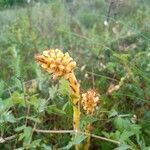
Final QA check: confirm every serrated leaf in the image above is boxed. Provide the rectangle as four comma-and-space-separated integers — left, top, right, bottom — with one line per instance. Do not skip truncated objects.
114, 117, 130, 132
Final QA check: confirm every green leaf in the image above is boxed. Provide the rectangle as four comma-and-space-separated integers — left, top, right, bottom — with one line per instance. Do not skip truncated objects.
15, 125, 26, 132
18, 133, 25, 141
0, 98, 13, 113
113, 117, 130, 132
80, 115, 97, 129
114, 144, 131, 150
62, 101, 73, 117
10, 91, 25, 107
15, 148, 24, 150
58, 79, 70, 96
0, 98, 5, 113
46, 105, 65, 115
16, 116, 41, 123
3, 111, 16, 123
62, 134, 86, 149
108, 109, 118, 118
141, 111, 150, 134
49, 85, 58, 100
29, 139, 41, 148
23, 126, 32, 145
143, 147, 150, 150
130, 124, 141, 135
42, 144, 52, 150
29, 95, 40, 109
120, 131, 134, 142
106, 62, 116, 73
38, 99, 47, 113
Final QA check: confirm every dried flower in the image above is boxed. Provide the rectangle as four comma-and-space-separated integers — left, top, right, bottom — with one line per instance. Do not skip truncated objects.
81, 90, 99, 115
107, 84, 120, 94
107, 77, 126, 94
35, 49, 76, 79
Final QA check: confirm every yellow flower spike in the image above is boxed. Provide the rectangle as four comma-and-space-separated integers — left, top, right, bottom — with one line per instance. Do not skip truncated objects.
41, 64, 48, 69
43, 50, 50, 57
81, 89, 100, 150
55, 58, 62, 64
35, 49, 77, 80
50, 63, 56, 69
64, 52, 70, 57
81, 89, 99, 115
35, 49, 80, 150
57, 53, 64, 58
58, 65, 65, 71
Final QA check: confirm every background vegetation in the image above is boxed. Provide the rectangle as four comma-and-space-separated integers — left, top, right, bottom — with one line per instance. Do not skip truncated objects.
0, 0, 150, 149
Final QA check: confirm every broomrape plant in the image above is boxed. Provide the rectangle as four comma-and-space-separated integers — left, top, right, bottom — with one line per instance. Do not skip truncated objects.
35, 49, 100, 150
35, 49, 81, 149
81, 90, 99, 150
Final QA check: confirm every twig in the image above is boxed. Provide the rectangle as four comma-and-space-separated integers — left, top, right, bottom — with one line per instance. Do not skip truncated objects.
87, 71, 119, 82
34, 129, 120, 145
79, 131, 120, 145
34, 129, 74, 134
1, 129, 120, 145
0, 135, 17, 143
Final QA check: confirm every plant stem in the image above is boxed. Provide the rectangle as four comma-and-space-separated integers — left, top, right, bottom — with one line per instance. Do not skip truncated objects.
34, 129, 121, 145
67, 72, 80, 149
1, 129, 121, 146
83, 124, 91, 150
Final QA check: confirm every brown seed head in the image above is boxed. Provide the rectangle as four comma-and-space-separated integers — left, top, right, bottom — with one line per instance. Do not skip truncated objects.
81, 89, 99, 115
35, 49, 76, 79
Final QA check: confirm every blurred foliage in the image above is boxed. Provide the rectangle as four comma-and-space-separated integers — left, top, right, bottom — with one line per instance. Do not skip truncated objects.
0, 0, 150, 149
0, 0, 26, 9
